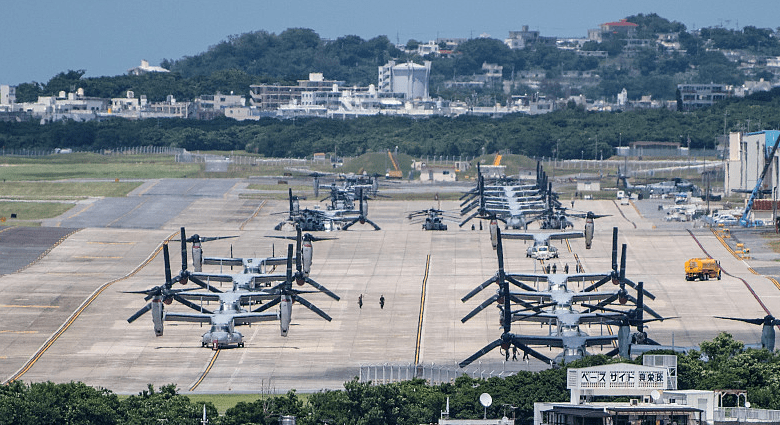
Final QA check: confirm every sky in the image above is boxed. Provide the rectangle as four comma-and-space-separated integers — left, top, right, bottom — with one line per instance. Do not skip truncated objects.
2, 0, 778, 86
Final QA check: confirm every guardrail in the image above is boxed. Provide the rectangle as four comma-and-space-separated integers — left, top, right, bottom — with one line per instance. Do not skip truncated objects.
714, 407, 780, 422
358, 363, 517, 385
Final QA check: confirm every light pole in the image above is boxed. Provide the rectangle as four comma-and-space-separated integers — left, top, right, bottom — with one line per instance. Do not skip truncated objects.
580, 150, 584, 177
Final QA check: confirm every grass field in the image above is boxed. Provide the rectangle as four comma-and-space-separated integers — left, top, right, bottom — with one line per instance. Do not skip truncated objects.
0, 181, 142, 199
0, 201, 75, 223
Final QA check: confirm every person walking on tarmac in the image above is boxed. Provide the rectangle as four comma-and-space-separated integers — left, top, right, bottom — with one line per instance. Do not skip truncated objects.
358, 294, 363, 309
379, 295, 385, 309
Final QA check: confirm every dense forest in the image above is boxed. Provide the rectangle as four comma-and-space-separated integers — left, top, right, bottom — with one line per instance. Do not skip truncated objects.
12, 14, 779, 105
2, 88, 780, 159
3, 334, 780, 425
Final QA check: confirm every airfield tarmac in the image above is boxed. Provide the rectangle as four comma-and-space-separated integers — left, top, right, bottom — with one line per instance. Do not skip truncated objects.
2, 179, 780, 394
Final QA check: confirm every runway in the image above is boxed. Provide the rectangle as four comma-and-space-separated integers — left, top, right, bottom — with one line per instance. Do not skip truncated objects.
2, 181, 779, 394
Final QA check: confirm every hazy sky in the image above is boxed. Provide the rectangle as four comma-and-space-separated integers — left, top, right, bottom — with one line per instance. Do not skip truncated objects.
2, 0, 777, 86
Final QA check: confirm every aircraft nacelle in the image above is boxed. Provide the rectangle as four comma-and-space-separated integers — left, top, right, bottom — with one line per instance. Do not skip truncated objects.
152, 299, 164, 337
280, 296, 292, 337
584, 218, 594, 249
489, 220, 498, 249
762, 324, 775, 351
192, 242, 203, 272
617, 325, 631, 358
302, 242, 313, 276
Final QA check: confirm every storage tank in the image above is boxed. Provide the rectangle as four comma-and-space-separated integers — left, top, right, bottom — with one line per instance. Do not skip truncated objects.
391, 61, 431, 100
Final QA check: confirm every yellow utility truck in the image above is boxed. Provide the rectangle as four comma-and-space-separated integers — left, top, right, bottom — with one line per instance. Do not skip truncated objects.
685, 258, 721, 281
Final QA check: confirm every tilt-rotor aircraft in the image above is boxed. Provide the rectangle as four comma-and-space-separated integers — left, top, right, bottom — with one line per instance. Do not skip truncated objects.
459, 228, 665, 366
459, 163, 548, 230
459, 228, 615, 366
501, 230, 585, 256
275, 188, 380, 231
167, 245, 333, 348
125, 242, 278, 346
716, 314, 780, 351
190, 227, 340, 300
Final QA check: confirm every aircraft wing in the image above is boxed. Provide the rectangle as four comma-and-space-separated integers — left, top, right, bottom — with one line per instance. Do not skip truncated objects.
510, 290, 551, 300
177, 292, 223, 302
625, 343, 692, 355
548, 231, 585, 241
258, 256, 291, 266
190, 272, 235, 283
506, 272, 608, 282
202, 257, 244, 267
500, 233, 535, 241
163, 311, 212, 324
232, 312, 279, 326
511, 312, 558, 323
576, 311, 624, 324
569, 292, 622, 304
511, 334, 565, 348
582, 334, 620, 347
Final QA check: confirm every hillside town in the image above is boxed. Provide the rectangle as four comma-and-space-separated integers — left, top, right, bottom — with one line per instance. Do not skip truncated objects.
2, 19, 779, 123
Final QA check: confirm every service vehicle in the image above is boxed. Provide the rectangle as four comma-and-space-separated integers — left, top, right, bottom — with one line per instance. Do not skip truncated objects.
528, 245, 558, 260
685, 257, 721, 281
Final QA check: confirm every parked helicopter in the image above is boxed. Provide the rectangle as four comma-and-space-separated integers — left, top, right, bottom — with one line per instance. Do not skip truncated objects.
275, 188, 380, 231
406, 208, 458, 230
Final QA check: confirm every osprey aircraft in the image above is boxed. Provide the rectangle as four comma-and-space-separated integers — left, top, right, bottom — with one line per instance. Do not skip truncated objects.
458, 227, 665, 366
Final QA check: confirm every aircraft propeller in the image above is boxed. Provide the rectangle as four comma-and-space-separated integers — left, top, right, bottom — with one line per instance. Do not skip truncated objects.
125, 243, 208, 329
715, 314, 780, 351
252, 244, 333, 322
459, 228, 554, 367
341, 187, 381, 230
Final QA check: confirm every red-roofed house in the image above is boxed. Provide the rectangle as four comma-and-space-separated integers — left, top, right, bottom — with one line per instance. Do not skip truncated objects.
599, 19, 638, 37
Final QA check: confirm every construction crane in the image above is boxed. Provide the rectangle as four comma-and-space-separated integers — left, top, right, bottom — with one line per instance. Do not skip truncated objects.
493, 154, 502, 166
740, 132, 780, 227
387, 150, 402, 179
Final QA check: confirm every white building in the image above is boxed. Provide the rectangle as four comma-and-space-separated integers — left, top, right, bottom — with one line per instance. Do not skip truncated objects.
724, 130, 780, 196
127, 60, 170, 76
378, 61, 431, 100
1, 85, 16, 105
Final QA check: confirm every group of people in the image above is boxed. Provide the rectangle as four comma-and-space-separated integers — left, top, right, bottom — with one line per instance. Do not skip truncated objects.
358, 294, 384, 309
543, 263, 569, 274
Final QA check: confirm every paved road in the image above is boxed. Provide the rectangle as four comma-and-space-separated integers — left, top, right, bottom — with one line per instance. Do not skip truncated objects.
2, 182, 779, 395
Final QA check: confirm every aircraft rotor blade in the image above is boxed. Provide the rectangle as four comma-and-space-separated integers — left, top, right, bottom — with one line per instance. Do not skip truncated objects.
582, 275, 611, 293
341, 217, 359, 230
505, 275, 538, 292
459, 338, 503, 368
510, 338, 554, 364
172, 294, 214, 314
292, 294, 332, 322
715, 316, 766, 326
253, 297, 281, 313
461, 275, 498, 302
179, 227, 188, 272
461, 295, 498, 323
188, 275, 223, 293
127, 303, 152, 323
304, 277, 340, 301
364, 218, 381, 230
